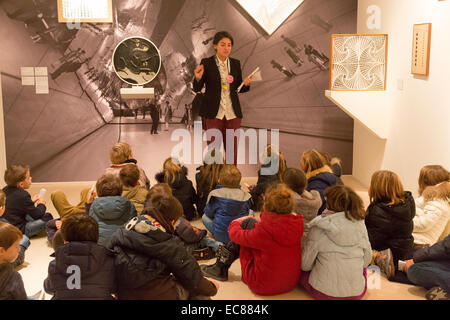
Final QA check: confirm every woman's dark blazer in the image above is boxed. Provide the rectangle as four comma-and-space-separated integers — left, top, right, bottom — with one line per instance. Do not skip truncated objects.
192, 55, 250, 119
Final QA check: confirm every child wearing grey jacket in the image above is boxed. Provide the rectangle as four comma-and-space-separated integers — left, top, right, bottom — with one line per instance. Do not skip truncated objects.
282, 168, 322, 241
300, 185, 372, 300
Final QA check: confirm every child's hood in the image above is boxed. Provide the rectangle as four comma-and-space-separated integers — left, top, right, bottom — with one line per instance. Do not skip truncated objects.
308, 211, 367, 247
54, 242, 112, 277
208, 186, 251, 202
90, 196, 135, 221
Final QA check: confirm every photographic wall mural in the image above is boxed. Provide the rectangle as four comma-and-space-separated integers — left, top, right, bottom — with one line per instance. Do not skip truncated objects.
0, 0, 357, 182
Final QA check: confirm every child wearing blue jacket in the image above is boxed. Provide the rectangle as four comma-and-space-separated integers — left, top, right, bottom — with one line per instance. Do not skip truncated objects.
202, 165, 252, 246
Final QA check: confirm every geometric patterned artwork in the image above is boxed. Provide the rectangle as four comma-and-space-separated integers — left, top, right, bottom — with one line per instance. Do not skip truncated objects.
235, 0, 305, 35
329, 34, 388, 91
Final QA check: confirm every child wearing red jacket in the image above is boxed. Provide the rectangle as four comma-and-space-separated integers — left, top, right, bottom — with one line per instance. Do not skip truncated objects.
201, 183, 304, 296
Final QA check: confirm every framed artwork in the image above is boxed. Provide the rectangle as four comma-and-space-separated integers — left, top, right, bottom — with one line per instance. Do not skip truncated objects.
235, 0, 304, 35
57, 0, 113, 23
329, 34, 388, 91
411, 23, 432, 76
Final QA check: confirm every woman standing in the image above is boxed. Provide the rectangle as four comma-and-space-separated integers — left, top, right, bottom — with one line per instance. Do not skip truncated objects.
193, 31, 253, 165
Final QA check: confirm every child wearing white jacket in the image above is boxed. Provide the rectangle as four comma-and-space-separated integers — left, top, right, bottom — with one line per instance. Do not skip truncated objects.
300, 185, 372, 300
413, 182, 450, 247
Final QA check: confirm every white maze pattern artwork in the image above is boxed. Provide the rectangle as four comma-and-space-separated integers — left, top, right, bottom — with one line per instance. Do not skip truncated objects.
331, 35, 387, 90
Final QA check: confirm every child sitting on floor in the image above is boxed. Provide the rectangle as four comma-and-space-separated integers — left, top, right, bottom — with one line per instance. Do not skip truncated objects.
88, 174, 137, 246
0, 190, 30, 267
195, 149, 225, 216
413, 165, 450, 247
155, 157, 199, 221
2, 165, 53, 238
202, 164, 252, 248
248, 145, 286, 212
202, 183, 303, 296
119, 164, 148, 215
301, 185, 372, 300
365, 170, 415, 281
282, 168, 322, 241
413, 181, 450, 247
105, 142, 150, 189
108, 193, 218, 300
145, 183, 215, 260
0, 222, 27, 300
404, 233, 450, 300
44, 214, 116, 300
300, 149, 338, 215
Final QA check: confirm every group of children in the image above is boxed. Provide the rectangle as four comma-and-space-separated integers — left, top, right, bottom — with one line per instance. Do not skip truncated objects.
0, 142, 449, 300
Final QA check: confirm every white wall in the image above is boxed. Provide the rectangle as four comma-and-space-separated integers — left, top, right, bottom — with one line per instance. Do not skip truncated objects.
327, 0, 450, 196
0, 71, 6, 186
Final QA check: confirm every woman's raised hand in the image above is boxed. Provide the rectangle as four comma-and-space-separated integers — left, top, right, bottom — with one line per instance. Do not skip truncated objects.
194, 64, 204, 80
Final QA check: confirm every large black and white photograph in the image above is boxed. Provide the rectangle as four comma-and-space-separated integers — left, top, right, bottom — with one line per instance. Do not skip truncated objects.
0, 0, 356, 182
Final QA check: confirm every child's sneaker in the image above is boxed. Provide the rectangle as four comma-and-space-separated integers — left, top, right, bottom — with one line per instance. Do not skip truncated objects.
425, 287, 449, 300
192, 246, 216, 260
374, 248, 395, 279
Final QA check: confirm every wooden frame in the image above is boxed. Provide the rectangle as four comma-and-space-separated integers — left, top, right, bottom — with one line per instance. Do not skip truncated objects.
57, 0, 113, 23
411, 23, 432, 76
329, 34, 388, 91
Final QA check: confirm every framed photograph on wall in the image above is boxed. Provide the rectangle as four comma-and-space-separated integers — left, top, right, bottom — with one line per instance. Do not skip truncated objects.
57, 0, 113, 23
411, 23, 431, 76
329, 34, 388, 91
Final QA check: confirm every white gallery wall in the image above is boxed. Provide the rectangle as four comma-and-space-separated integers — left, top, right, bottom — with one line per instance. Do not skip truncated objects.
328, 0, 450, 196
0, 72, 6, 186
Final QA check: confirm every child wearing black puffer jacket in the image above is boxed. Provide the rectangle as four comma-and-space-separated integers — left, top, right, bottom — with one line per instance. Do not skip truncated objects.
365, 170, 415, 283
43, 214, 116, 300
107, 193, 218, 300
155, 157, 199, 221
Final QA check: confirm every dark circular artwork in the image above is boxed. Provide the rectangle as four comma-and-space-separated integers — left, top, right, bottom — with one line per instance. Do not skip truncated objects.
112, 36, 161, 86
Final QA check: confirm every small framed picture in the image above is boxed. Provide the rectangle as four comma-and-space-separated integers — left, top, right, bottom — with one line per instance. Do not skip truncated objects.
57, 0, 113, 23
411, 23, 431, 76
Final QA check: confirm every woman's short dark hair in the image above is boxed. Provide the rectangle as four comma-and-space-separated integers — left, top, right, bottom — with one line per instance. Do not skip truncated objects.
61, 214, 99, 242
213, 31, 234, 46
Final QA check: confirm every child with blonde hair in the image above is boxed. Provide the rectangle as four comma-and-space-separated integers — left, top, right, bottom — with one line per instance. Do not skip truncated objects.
195, 149, 225, 215
365, 170, 415, 280
414, 165, 450, 246
301, 185, 371, 300
155, 157, 198, 221
300, 149, 337, 215
106, 142, 150, 189
51, 142, 150, 222
413, 181, 450, 247
248, 144, 287, 211
417, 165, 449, 196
